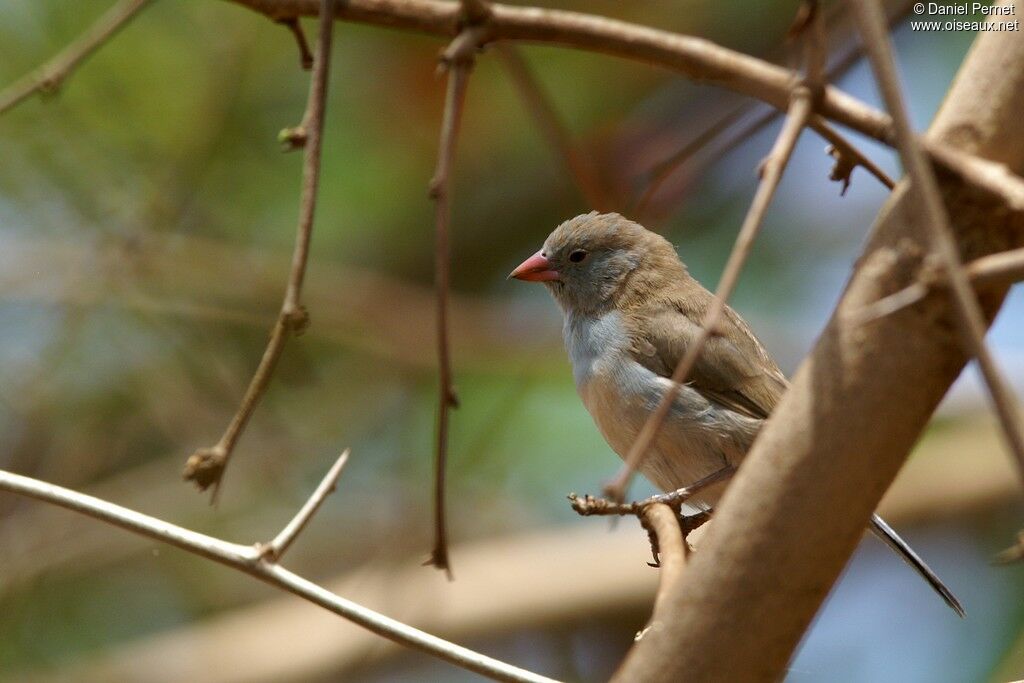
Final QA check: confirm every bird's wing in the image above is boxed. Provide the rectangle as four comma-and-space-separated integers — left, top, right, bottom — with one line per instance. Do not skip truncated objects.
626, 299, 788, 421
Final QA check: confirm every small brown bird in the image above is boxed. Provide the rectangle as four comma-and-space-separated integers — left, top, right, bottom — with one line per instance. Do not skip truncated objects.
510, 211, 963, 617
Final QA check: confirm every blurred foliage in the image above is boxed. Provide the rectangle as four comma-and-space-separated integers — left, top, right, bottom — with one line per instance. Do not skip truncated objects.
0, 1, 1022, 681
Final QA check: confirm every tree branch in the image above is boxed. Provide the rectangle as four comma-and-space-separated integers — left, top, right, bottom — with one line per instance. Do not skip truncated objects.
183, 0, 336, 496
0, 464, 558, 683
0, 0, 154, 116
223, 0, 895, 145
261, 449, 350, 561
426, 26, 485, 577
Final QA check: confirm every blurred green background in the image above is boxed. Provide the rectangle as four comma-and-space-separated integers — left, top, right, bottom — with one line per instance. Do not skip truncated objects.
1, 1, 1023, 681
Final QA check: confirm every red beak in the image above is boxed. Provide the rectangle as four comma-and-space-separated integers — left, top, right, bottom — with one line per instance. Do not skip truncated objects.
509, 250, 560, 282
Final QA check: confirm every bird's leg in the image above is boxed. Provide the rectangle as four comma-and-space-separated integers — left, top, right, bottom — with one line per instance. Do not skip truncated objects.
640, 465, 736, 508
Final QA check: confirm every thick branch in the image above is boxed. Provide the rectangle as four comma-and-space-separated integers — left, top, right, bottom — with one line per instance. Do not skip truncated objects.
183, 0, 335, 495
0, 0, 154, 116
613, 10, 1024, 681
224, 0, 894, 144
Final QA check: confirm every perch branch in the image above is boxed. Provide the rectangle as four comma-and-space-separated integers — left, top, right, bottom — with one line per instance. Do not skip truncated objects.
183, 0, 336, 496
604, 87, 814, 503
638, 504, 685, 634
0, 464, 557, 683
495, 44, 607, 210
427, 26, 484, 577
0, 0, 154, 116
850, 0, 1024, 492
570, 467, 735, 517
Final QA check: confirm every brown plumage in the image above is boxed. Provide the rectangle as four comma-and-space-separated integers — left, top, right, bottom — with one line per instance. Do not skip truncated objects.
510, 211, 964, 617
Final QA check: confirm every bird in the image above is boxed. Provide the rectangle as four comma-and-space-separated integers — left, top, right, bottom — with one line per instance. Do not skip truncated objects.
509, 211, 964, 617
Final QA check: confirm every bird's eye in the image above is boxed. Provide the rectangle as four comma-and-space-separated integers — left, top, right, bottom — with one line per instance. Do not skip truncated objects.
568, 249, 588, 263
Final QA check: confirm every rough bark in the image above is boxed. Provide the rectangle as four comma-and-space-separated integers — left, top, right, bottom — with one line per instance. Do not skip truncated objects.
613, 14, 1024, 683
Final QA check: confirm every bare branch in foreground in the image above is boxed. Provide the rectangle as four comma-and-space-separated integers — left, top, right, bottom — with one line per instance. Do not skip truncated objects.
183, 0, 336, 496
495, 44, 608, 211
260, 449, 350, 561
850, 0, 1024, 497
0, 465, 558, 683
427, 27, 485, 578
0, 0, 154, 116
603, 87, 814, 503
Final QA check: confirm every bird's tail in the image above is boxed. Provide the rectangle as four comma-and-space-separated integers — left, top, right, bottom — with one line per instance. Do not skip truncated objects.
869, 513, 965, 617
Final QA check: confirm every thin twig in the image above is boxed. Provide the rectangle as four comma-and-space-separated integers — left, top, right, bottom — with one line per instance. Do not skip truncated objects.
809, 117, 896, 192
968, 247, 1024, 289
427, 28, 483, 578
261, 449, 350, 561
603, 88, 814, 503
631, 103, 762, 216
0, 466, 558, 683
276, 17, 314, 70
854, 245, 1024, 324
631, 0, 912, 215
495, 44, 608, 211
849, 1, 1024, 501
183, 0, 336, 496
0, 0, 154, 116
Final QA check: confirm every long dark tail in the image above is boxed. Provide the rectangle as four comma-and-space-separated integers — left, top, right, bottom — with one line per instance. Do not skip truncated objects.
869, 514, 965, 617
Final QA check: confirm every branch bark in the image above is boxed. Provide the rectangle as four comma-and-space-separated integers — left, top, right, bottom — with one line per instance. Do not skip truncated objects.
612, 9, 1024, 682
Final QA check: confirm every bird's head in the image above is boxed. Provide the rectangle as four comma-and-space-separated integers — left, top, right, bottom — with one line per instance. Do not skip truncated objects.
509, 212, 684, 316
